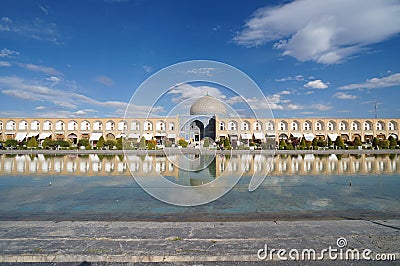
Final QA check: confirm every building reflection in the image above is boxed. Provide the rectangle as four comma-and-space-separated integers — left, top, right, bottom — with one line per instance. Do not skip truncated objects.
1, 153, 399, 177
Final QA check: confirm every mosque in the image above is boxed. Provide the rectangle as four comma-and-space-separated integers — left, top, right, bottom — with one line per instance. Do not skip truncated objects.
1, 94, 399, 148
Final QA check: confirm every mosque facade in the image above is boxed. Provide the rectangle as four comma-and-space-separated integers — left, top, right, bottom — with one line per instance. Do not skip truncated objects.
1, 95, 399, 147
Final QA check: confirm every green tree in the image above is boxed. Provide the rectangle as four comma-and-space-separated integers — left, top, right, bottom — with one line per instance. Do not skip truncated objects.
388, 136, 397, 149
178, 138, 188, 148
299, 138, 306, 150
286, 142, 294, 150
105, 139, 116, 149
372, 137, 379, 148
335, 137, 344, 149
78, 138, 91, 150
354, 136, 362, 147
279, 139, 287, 150
203, 137, 210, 148
379, 140, 390, 149
223, 137, 231, 150
5, 139, 17, 147
116, 137, 123, 150
42, 137, 52, 149
147, 139, 157, 150
56, 140, 70, 148
27, 137, 38, 148
97, 136, 105, 149
312, 138, 318, 149
139, 136, 147, 149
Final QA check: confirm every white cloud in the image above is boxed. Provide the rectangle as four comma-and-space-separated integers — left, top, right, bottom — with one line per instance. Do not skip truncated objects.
280, 90, 292, 95
16, 63, 62, 77
0, 75, 163, 117
0, 17, 60, 44
311, 104, 332, 111
168, 83, 226, 104
73, 109, 97, 116
0, 61, 11, 67
339, 73, 400, 90
276, 75, 304, 82
227, 95, 279, 110
0, 48, 19, 58
94, 75, 114, 86
304, 91, 314, 95
186, 67, 215, 76
287, 104, 303, 110
333, 92, 357, 100
35, 106, 46, 110
142, 65, 152, 73
234, 0, 400, 64
304, 79, 328, 89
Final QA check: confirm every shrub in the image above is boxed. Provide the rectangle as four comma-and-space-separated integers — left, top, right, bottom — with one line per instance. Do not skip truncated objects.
203, 137, 210, 148
5, 139, 17, 147
354, 136, 362, 147
299, 138, 306, 150
223, 138, 231, 150
279, 139, 287, 150
335, 137, 344, 149
147, 139, 157, 150
139, 136, 147, 149
116, 137, 123, 150
78, 138, 91, 150
27, 138, 38, 148
389, 136, 397, 149
97, 136, 105, 149
178, 138, 188, 148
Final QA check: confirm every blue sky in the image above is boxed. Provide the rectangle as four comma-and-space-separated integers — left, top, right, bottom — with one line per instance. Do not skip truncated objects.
0, 0, 399, 119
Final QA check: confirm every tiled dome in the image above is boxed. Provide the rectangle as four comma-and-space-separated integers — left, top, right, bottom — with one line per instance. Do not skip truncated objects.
190, 94, 227, 116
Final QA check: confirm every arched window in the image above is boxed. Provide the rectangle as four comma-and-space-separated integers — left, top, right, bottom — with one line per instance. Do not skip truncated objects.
351, 121, 360, 131
81, 120, 91, 131
291, 121, 299, 131
131, 121, 139, 131
93, 121, 103, 131
364, 121, 372, 131
19, 120, 28, 131
219, 122, 225, 131
241, 121, 250, 131
118, 121, 127, 131
388, 121, 397, 131
169, 122, 175, 131
55, 121, 65, 131
376, 121, 384, 131
253, 121, 262, 131
31, 120, 40, 131
228, 121, 237, 131
327, 121, 335, 131
303, 121, 311, 131
144, 121, 152, 131
279, 121, 287, 131
266, 121, 274, 131
106, 121, 115, 131
68, 121, 78, 131
339, 121, 347, 131
43, 120, 52, 131
156, 121, 165, 131
315, 121, 324, 131
6, 120, 16, 131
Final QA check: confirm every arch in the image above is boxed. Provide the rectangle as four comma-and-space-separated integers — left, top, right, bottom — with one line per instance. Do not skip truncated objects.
55, 120, 65, 131
376, 120, 385, 131
68, 120, 78, 131
363, 120, 373, 131
155, 120, 165, 131
43, 120, 52, 131
390, 133, 398, 140
106, 120, 115, 131
131, 120, 140, 131
0, 121, 2, 131
144, 120, 153, 131
6, 120, 16, 131
219, 121, 225, 131
31, 120, 40, 131
228, 121, 237, 131
18, 120, 28, 131
67, 133, 78, 144
279, 120, 287, 131
352, 134, 362, 141
168, 122, 175, 131
241, 120, 250, 131
118, 120, 127, 131
351, 120, 360, 131
327, 120, 336, 131
253, 121, 262, 131
106, 133, 115, 140
93, 120, 103, 131
266, 120, 274, 131
340, 134, 349, 141
279, 133, 288, 140
303, 120, 312, 131
291, 120, 300, 131
190, 120, 204, 141
339, 121, 348, 131
315, 120, 324, 131
81, 120, 91, 131
388, 120, 397, 131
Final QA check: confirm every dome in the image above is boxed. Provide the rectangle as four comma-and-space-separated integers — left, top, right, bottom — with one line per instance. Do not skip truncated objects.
190, 95, 227, 116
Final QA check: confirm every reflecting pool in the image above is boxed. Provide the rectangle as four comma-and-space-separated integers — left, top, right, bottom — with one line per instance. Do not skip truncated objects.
0, 153, 399, 221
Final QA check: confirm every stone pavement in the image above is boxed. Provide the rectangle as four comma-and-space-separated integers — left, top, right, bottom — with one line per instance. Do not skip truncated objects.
0, 220, 399, 265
